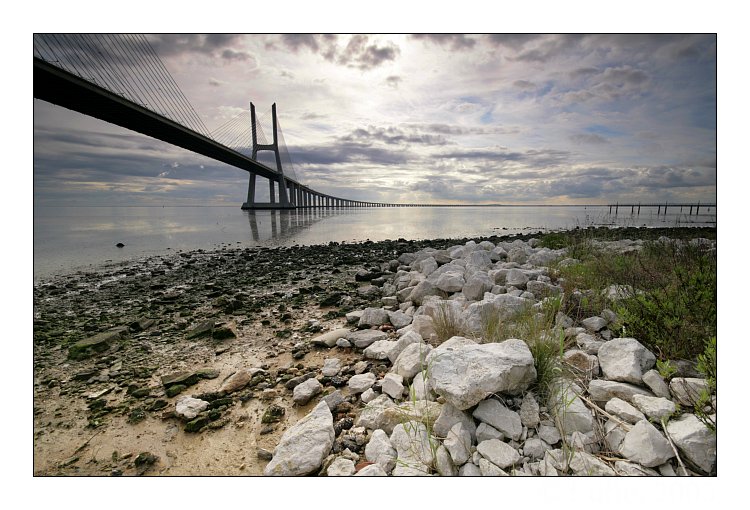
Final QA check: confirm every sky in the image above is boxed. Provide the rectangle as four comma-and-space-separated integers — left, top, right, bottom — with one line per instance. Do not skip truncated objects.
33, 33, 717, 206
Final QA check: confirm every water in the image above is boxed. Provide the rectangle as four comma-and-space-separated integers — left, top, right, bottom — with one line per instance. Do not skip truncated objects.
33, 205, 716, 281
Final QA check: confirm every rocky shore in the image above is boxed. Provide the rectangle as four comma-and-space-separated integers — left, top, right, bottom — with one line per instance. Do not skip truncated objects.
32, 227, 716, 476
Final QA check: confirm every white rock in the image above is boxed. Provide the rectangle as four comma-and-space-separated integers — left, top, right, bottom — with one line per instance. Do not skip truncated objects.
568, 451, 616, 476
264, 401, 335, 476
363, 340, 396, 360
435, 271, 466, 293
619, 419, 675, 468
321, 358, 342, 377
407, 280, 443, 305
588, 379, 655, 404
548, 381, 594, 436
390, 421, 435, 470
479, 458, 508, 476
604, 397, 647, 424
376, 400, 443, 435
425, 335, 477, 366
387, 330, 423, 363
292, 377, 323, 405
614, 461, 660, 476
327, 457, 355, 476
408, 370, 435, 401
354, 464, 388, 476
409, 315, 437, 342
642, 369, 671, 398
472, 399, 522, 441
361, 388, 378, 404
348, 372, 377, 394
175, 396, 209, 420
476, 422, 504, 443
476, 439, 520, 469
665, 413, 716, 474
428, 339, 536, 410
335, 338, 351, 348
597, 337, 656, 384
462, 275, 493, 301
631, 394, 676, 421
505, 269, 529, 289
604, 419, 628, 452
310, 328, 350, 347
444, 422, 473, 465
364, 429, 397, 473
414, 256, 438, 276
393, 342, 433, 381
381, 372, 405, 399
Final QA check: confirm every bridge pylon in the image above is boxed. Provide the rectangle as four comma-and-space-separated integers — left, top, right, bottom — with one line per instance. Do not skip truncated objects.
242, 103, 295, 210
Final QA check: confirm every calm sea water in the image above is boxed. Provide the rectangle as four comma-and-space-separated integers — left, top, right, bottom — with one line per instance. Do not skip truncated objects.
33, 205, 716, 281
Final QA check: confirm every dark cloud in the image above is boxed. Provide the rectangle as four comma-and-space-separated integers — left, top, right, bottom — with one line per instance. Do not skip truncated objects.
339, 126, 451, 147
385, 75, 402, 88
405, 123, 520, 136
410, 34, 476, 51
146, 34, 254, 62
441, 147, 571, 168
513, 80, 536, 90
270, 34, 398, 70
569, 133, 609, 145
485, 34, 543, 50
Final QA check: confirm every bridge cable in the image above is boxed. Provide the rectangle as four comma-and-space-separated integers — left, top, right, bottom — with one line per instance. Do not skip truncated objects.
73, 34, 126, 96
102, 34, 165, 116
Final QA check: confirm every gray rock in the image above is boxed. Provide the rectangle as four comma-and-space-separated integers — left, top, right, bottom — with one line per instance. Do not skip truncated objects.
407, 280, 444, 306
507, 247, 528, 264
345, 311, 364, 325
348, 372, 377, 394
264, 401, 335, 476
327, 457, 355, 476
523, 438, 551, 460
505, 269, 529, 289
444, 422, 473, 465
435, 271, 466, 293
604, 419, 628, 452
581, 316, 608, 332
376, 400, 443, 436
335, 338, 352, 348
462, 275, 493, 301
354, 464, 388, 476
476, 439, 520, 469
476, 422, 504, 443
409, 315, 437, 343
358, 307, 390, 328
619, 419, 675, 467
425, 335, 477, 366
390, 421, 434, 470
363, 340, 396, 360
175, 396, 209, 420
387, 310, 413, 329
292, 377, 323, 405
387, 330, 423, 363
479, 458, 508, 476
604, 397, 647, 424
658, 462, 677, 476
473, 399, 522, 441
597, 337, 656, 384
414, 256, 438, 276
365, 428, 397, 473
537, 424, 561, 445
631, 394, 676, 421
642, 369, 671, 398
355, 394, 396, 430
519, 393, 540, 428
435, 444, 457, 476
669, 377, 710, 406
322, 390, 345, 412
321, 358, 342, 377
548, 381, 595, 436
614, 461, 660, 476
428, 339, 536, 410
459, 462, 482, 476
563, 349, 600, 376
381, 372, 405, 399
353, 361, 370, 374
568, 451, 616, 476
575, 332, 604, 355
409, 370, 435, 401
665, 413, 716, 474
347, 329, 389, 349
357, 285, 381, 298
588, 379, 655, 404
433, 402, 477, 444
490, 247, 508, 262
393, 342, 433, 381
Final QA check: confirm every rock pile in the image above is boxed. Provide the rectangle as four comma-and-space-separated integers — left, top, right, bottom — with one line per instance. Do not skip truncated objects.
263, 237, 717, 476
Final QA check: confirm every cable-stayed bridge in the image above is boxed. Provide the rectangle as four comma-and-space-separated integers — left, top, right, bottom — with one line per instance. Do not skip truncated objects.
33, 33, 407, 209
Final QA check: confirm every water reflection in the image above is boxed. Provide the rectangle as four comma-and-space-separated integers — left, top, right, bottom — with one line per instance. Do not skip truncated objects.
244, 208, 349, 243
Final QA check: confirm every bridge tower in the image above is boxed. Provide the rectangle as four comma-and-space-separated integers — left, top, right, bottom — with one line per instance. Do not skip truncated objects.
241, 103, 294, 209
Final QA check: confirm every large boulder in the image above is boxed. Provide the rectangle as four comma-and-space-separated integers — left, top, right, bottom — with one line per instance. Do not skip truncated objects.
597, 338, 656, 384
358, 307, 390, 328
435, 271, 466, 293
665, 413, 716, 474
631, 394, 676, 421
363, 340, 396, 360
390, 421, 434, 474
505, 269, 529, 289
428, 339, 536, 410
264, 401, 335, 475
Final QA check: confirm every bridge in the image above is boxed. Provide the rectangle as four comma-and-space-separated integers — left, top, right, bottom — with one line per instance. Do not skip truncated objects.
33, 34, 412, 209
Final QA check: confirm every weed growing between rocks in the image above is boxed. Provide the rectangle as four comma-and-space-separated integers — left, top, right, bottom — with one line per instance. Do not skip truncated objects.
433, 302, 466, 342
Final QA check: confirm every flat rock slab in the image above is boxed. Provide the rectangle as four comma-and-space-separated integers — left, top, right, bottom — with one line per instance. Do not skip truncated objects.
428, 339, 536, 410
161, 371, 200, 388
347, 329, 389, 349
311, 328, 351, 348
476, 439, 520, 470
68, 327, 129, 360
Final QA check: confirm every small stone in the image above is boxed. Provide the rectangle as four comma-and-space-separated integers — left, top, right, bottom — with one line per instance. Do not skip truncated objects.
619, 419, 675, 467
631, 394, 676, 421
381, 373, 405, 400
321, 358, 342, 377
476, 422, 504, 443
581, 316, 608, 332
444, 422, 473, 466
476, 439, 520, 470
642, 369, 671, 399
669, 377, 710, 406
604, 397, 647, 424
327, 457, 356, 476
519, 392, 540, 428
361, 388, 377, 404
473, 399, 522, 441
175, 396, 209, 420
292, 378, 323, 406
348, 373, 377, 394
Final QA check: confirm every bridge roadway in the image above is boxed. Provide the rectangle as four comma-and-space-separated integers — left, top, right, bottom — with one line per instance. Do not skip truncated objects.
33, 57, 399, 209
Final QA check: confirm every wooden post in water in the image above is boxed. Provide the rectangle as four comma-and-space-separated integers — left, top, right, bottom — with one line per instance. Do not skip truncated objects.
616, 202, 619, 215
658, 205, 661, 215
638, 203, 641, 215
609, 204, 612, 214
696, 201, 701, 214
664, 203, 668, 214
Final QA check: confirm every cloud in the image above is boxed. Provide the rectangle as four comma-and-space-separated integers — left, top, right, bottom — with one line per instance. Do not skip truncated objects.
269, 34, 399, 70
146, 34, 255, 63
513, 80, 536, 90
385, 75, 402, 88
339, 126, 451, 147
569, 133, 609, 145
410, 34, 476, 50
